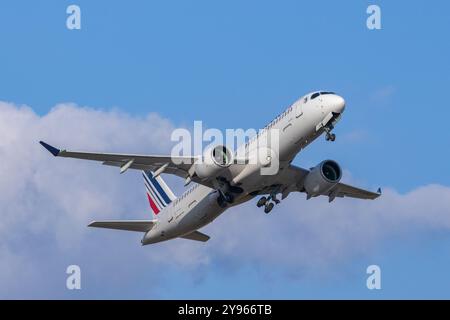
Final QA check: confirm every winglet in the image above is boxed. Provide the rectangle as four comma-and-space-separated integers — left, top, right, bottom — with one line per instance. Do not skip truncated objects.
39, 141, 60, 156
377, 187, 382, 194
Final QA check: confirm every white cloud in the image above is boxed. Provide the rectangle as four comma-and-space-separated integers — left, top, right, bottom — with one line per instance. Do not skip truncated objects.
0, 101, 179, 298
205, 185, 450, 277
1, 101, 450, 298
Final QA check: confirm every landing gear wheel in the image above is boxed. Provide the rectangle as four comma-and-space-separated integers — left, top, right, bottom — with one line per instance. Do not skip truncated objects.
325, 132, 336, 142
257, 197, 267, 208
264, 202, 275, 214
217, 195, 227, 208
224, 193, 234, 204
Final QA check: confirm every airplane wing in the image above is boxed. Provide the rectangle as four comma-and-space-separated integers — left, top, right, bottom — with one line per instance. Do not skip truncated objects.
288, 164, 380, 201
88, 220, 157, 232
254, 164, 381, 201
39, 141, 196, 180
327, 182, 381, 200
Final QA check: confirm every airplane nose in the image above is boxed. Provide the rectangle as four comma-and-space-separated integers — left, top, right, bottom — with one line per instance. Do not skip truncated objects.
333, 95, 346, 113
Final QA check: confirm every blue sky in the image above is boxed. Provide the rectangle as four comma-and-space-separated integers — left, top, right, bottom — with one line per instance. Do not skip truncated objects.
1, 0, 450, 299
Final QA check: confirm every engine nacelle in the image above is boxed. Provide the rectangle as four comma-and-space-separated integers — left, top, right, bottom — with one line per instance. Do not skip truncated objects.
303, 160, 342, 196
194, 145, 233, 180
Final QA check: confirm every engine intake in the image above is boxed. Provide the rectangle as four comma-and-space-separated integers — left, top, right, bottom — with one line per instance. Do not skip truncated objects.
303, 160, 342, 197
194, 145, 233, 180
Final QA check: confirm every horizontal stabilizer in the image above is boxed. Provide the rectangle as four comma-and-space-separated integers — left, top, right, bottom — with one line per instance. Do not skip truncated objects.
180, 230, 210, 242
88, 220, 157, 232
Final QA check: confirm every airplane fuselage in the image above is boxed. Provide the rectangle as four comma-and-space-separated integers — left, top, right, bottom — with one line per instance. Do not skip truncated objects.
142, 92, 346, 244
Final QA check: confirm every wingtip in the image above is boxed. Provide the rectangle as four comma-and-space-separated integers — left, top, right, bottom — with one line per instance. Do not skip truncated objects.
377, 187, 382, 194
39, 141, 60, 156
87, 221, 97, 227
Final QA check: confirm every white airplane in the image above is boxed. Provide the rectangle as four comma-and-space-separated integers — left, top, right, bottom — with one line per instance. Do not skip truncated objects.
40, 91, 381, 244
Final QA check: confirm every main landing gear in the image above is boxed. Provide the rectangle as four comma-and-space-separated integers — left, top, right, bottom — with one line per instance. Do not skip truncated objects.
217, 191, 234, 208
256, 194, 280, 214
215, 177, 244, 208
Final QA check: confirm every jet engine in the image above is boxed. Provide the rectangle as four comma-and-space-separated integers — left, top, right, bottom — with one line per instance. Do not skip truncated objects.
194, 145, 233, 180
303, 160, 342, 196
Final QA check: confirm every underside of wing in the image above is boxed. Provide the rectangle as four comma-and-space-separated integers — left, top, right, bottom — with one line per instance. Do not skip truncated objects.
254, 164, 381, 202
328, 182, 381, 200
88, 220, 157, 232
39, 141, 196, 180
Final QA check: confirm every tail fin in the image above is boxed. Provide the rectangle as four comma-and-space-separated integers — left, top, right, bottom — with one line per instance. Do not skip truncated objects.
142, 171, 177, 216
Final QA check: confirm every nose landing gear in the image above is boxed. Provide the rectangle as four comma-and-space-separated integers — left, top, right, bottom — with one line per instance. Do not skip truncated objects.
324, 127, 336, 142
325, 132, 336, 141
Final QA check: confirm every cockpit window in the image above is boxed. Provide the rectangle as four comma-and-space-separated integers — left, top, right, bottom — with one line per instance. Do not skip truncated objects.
311, 92, 320, 100
311, 92, 335, 100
